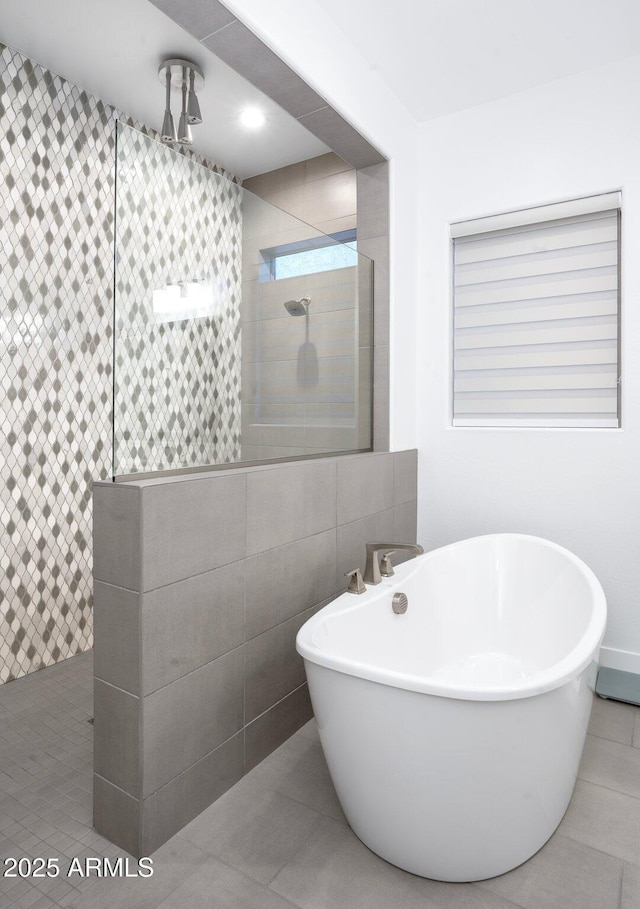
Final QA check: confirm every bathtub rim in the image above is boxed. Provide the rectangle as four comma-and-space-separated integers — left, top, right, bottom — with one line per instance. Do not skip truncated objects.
296, 533, 607, 702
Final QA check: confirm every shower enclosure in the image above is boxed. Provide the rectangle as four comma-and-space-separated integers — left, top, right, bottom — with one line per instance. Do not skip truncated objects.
113, 122, 373, 478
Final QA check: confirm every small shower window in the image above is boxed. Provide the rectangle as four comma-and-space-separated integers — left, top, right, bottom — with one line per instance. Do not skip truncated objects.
260, 229, 357, 281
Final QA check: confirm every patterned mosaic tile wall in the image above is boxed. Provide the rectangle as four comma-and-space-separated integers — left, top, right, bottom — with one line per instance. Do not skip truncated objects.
0, 44, 242, 683
114, 124, 242, 475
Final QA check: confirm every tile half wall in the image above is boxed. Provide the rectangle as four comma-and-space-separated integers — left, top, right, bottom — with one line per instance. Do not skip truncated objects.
92, 449, 418, 856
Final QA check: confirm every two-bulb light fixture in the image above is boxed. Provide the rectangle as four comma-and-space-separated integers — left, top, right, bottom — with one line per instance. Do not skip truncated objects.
159, 58, 204, 145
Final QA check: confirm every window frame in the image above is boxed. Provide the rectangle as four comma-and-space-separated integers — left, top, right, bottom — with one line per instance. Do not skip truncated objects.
259, 228, 357, 282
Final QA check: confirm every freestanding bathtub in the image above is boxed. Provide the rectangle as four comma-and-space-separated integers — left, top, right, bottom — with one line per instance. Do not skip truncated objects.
296, 534, 607, 882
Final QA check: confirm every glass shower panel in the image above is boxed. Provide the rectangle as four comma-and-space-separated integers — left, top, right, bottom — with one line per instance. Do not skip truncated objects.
113, 122, 373, 477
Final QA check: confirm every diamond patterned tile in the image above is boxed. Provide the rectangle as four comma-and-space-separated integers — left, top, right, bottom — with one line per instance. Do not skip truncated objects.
113, 123, 242, 476
0, 42, 242, 682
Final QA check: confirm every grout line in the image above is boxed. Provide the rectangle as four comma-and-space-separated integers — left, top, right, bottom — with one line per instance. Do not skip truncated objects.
245, 682, 309, 730
199, 18, 237, 42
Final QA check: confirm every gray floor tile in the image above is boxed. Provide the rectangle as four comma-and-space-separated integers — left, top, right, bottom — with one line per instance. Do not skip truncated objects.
622, 863, 640, 909
296, 719, 320, 742
177, 777, 324, 884
589, 696, 637, 745
559, 779, 640, 863
67, 837, 212, 909
579, 733, 640, 798
3, 650, 640, 909
477, 831, 622, 909
271, 816, 519, 909
246, 730, 345, 822
156, 855, 299, 909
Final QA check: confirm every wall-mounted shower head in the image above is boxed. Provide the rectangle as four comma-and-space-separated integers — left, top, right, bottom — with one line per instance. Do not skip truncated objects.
284, 297, 311, 317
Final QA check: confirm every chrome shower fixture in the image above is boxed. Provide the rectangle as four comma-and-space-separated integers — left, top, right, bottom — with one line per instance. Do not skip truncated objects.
283, 297, 311, 317
187, 69, 202, 125
158, 58, 204, 145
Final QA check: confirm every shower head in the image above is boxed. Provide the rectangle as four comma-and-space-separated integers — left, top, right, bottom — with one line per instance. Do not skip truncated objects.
283, 297, 311, 317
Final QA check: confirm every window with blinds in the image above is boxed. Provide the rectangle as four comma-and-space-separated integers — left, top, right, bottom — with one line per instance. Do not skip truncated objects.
451, 193, 621, 428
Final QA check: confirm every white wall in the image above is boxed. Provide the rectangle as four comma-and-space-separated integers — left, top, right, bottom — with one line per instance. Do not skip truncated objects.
221, 0, 420, 453
418, 54, 640, 669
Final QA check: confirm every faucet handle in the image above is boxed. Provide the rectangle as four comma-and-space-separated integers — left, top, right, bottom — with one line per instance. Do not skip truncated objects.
380, 552, 396, 578
344, 568, 366, 595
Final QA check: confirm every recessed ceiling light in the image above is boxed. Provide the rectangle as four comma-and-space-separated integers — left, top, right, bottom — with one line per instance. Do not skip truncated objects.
239, 107, 266, 129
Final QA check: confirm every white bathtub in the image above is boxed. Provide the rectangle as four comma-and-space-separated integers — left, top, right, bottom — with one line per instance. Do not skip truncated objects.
296, 533, 607, 882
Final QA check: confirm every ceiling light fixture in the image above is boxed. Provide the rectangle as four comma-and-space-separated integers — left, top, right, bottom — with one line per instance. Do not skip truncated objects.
158, 58, 204, 145
239, 107, 266, 129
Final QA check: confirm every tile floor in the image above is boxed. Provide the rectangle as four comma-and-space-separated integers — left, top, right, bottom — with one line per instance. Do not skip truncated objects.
1, 651, 640, 908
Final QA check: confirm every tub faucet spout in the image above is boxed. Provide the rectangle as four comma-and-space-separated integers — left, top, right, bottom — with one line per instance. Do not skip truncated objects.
363, 542, 424, 585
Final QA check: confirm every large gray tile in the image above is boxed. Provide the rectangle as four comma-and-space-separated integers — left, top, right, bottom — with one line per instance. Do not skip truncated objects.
372, 344, 390, 452
478, 831, 622, 909
93, 484, 141, 590
142, 647, 244, 796
93, 679, 140, 796
141, 474, 246, 590
306, 153, 352, 182
633, 711, 640, 749
245, 684, 313, 772
559, 779, 640, 863
148, 0, 236, 38
622, 863, 640, 909
93, 775, 140, 859
304, 169, 357, 226
358, 235, 390, 347
245, 607, 317, 723
356, 163, 389, 242
297, 107, 386, 170
271, 815, 517, 909
156, 855, 296, 909
141, 733, 244, 855
393, 450, 418, 506
203, 20, 327, 119
579, 734, 640, 798
335, 507, 395, 590
245, 529, 336, 639
394, 501, 418, 554
71, 834, 211, 908
246, 460, 336, 555
178, 777, 324, 884
589, 695, 636, 745
93, 581, 140, 695
297, 718, 320, 742
243, 307, 356, 364
141, 561, 245, 695
336, 453, 393, 525
246, 729, 345, 822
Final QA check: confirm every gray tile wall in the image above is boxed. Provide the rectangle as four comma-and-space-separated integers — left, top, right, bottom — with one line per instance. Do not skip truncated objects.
0, 42, 241, 684
92, 449, 418, 855
241, 154, 373, 460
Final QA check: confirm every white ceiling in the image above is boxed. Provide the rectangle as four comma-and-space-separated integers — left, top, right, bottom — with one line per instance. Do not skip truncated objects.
313, 0, 640, 122
5, 0, 640, 176
0, 0, 330, 179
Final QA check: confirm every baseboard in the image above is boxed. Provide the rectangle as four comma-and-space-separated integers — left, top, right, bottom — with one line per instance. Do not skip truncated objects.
599, 646, 640, 675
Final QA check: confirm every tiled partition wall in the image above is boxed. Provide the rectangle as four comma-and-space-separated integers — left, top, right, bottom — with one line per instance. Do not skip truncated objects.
92, 449, 417, 856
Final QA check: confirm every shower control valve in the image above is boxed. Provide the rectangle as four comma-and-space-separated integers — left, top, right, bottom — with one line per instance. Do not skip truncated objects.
345, 568, 366, 595
380, 552, 396, 577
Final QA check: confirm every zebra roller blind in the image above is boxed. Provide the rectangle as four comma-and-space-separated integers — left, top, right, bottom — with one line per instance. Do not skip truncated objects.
451, 193, 621, 428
